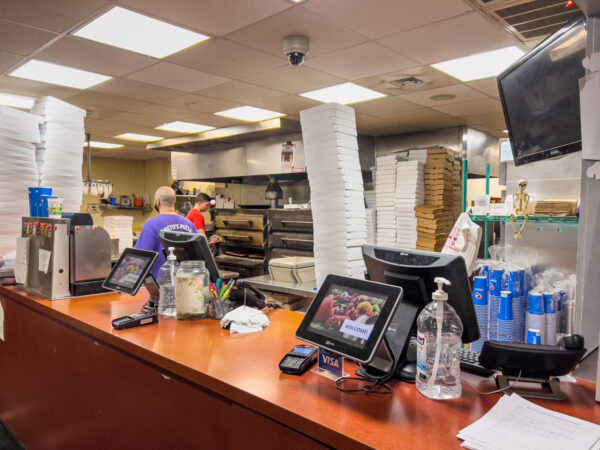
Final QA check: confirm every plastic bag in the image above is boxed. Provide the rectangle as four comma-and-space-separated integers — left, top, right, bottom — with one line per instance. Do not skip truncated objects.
442, 213, 482, 275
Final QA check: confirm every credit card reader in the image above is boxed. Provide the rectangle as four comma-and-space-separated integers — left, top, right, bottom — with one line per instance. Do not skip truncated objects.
279, 345, 318, 375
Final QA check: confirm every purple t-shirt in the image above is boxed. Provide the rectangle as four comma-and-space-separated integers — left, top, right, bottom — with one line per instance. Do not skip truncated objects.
135, 214, 197, 278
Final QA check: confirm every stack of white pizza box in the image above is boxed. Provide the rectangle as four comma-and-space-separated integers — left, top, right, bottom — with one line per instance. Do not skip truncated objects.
374, 153, 398, 247
394, 160, 425, 249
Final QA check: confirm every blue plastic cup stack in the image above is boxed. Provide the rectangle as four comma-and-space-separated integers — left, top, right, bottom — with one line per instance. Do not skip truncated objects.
488, 269, 504, 341
498, 291, 514, 342
543, 292, 557, 345
526, 328, 541, 345
507, 270, 522, 342
471, 275, 488, 352
526, 292, 545, 345
518, 269, 527, 342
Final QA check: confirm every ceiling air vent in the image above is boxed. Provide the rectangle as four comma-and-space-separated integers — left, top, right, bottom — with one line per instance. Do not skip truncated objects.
388, 77, 424, 89
467, 0, 582, 43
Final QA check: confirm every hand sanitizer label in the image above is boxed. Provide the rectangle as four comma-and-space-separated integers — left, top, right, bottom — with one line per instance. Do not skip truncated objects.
416, 332, 428, 382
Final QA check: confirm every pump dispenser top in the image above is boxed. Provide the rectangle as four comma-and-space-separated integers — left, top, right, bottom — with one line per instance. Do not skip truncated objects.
432, 277, 450, 301
167, 246, 176, 261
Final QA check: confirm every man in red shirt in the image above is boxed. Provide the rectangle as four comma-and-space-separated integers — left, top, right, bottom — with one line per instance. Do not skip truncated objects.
187, 193, 220, 244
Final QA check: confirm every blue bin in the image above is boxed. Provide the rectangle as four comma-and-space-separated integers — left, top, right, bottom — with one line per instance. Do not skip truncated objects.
28, 187, 52, 217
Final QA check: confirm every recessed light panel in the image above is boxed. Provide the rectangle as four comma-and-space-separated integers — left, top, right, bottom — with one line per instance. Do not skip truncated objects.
114, 133, 163, 142
155, 121, 215, 133
0, 93, 36, 109
84, 141, 124, 149
431, 46, 525, 82
9, 60, 111, 89
74, 6, 210, 58
214, 106, 286, 122
300, 82, 386, 104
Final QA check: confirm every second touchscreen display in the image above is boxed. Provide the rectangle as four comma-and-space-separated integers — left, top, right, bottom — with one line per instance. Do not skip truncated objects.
308, 284, 387, 350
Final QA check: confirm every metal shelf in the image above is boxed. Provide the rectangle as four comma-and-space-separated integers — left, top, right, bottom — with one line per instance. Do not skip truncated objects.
470, 215, 579, 224
99, 204, 149, 212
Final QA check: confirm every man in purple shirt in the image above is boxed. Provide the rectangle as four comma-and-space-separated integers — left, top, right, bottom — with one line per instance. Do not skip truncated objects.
135, 186, 197, 278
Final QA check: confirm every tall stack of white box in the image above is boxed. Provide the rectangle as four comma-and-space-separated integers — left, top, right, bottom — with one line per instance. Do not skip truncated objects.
103, 216, 134, 253
0, 106, 41, 257
300, 103, 366, 286
364, 190, 377, 244
395, 160, 425, 249
375, 154, 398, 247
32, 97, 86, 213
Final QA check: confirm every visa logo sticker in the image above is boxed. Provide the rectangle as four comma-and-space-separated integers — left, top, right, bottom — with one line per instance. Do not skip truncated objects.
318, 348, 343, 378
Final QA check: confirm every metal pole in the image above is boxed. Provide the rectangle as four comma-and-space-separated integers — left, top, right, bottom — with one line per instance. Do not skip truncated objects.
86, 133, 92, 182
462, 159, 468, 212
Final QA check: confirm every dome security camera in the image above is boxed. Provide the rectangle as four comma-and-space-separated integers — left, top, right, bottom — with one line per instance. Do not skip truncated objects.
283, 35, 309, 67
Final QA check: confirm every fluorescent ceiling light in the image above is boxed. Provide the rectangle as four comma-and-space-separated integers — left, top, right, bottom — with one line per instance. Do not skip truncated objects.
155, 121, 215, 133
0, 93, 36, 109
84, 141, 124, 149
73, 6, 210, 58
300, 82, 386, 104
503, 129, 509, 134
114, 133, 163, 142
214, 106, 286, 122
9, 60, 111, 89
431, 46, 525, 82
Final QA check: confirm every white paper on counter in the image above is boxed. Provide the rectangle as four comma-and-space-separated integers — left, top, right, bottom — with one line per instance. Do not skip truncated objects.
14, 237, 29, 284
38, 249, 51, 274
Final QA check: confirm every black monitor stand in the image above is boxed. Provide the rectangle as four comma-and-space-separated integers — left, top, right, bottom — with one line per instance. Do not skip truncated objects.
356, 301, 420, 383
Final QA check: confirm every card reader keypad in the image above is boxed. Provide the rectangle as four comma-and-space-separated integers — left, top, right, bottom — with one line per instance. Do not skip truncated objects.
282, 356, 304, 369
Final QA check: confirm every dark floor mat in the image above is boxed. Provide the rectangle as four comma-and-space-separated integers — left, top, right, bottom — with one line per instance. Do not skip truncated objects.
0, 422, 24, 450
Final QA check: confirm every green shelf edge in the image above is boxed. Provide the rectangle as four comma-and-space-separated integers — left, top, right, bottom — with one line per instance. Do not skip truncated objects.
469, 215, 579, 224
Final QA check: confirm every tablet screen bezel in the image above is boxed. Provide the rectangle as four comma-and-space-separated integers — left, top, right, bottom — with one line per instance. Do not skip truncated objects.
102, 248, 158, 296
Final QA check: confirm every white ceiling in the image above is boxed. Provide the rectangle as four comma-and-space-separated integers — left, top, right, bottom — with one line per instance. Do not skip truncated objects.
0, 0, 536, 160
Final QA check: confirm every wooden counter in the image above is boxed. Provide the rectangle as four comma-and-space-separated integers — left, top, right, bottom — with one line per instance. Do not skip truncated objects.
1, 285, 599, 449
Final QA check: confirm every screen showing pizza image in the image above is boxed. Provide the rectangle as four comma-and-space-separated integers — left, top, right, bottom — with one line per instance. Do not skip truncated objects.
308, 284, 387, 349
110, 254, 152, 288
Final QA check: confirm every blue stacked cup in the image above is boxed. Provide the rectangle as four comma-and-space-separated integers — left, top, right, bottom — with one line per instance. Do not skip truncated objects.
498, 291, 514, 342
507, 270, 522, 342
471, 275, 488, 352
526, 328, 542, 345
518, 269, 527, 342
526, 292, 545, 345
543, 292, 557, 345
488, 269, 504, 341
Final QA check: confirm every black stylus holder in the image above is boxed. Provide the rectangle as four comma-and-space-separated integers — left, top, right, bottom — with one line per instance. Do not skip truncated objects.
355, 302, 420, 383
479, 338, 586, 401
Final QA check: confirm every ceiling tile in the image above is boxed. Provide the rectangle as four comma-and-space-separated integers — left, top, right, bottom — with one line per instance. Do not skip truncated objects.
130, 103, 198, 120
379, 12, 518, 65
180, 112, 242, 128
466, 78, 500, 99
0, 52, 22, 75
102, 111, 163, 128
399, 84, 487, 107
67, 91, 149, 112
89, 78, 186, 103
433, 98, 502, 117
356, 114, 422, 136
195, 80, 286, 103
305, 0, 472, 39
0, 74, 81, 99
167, 38, 285, 79
91, 148, 170, 160
306, 42, 415, 80
242, 65, 344, 94
463, 110, 507, 131
160, 93, 242, 113
226, 7, 366, 58
118, 0, 292, 36
0, 20, 58, 56
367, 107, 466, 129
126, 62, 229, 92
80, 105, 120, 120
352, 96, 422, 117
355, 65, 461, 96
0, 0, 109, 33
249, 95, 321, 115
35, 36, 155, 77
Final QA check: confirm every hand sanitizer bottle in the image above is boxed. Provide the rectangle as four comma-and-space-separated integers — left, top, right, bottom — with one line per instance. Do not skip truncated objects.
156, 247, 179, 317
416, 277, 463, 399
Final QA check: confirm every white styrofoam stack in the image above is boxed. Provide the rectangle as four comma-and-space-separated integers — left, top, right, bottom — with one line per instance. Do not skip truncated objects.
395, 160, 425, 249
300, 103, 367, 286
374, 153, 398, 247
103, 216, 134, 253
0, 106, 41, 258
32, 97, 86, 213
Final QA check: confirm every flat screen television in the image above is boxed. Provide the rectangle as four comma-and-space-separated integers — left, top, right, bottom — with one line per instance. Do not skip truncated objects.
498, 14, 586, 166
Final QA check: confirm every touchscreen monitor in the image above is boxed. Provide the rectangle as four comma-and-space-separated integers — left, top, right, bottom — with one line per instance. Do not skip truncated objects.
103, 248, 158, 295
296, 275, 403, 364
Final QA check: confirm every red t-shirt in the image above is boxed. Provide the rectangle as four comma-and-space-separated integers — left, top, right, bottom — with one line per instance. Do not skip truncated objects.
186, 209, 205, 232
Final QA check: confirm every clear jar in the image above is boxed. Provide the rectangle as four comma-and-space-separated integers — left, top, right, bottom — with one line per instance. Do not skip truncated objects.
175, 260, 210, 320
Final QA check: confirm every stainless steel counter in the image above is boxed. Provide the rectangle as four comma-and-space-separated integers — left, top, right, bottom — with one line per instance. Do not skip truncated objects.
243, 275, 317, 298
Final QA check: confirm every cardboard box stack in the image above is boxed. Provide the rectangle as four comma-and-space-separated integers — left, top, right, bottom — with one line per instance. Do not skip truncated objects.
416, 147, 461, 251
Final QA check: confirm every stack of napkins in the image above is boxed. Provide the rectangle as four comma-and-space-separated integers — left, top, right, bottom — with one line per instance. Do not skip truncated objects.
300, 103, 367, 286
395, 160, 425, 249
103, 216, 134, 253
375, 154, 398, 247
32, 97, 86, 213
0, 106, 41, 258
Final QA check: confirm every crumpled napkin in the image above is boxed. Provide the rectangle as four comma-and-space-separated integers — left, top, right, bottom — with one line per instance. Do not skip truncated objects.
220, 305, 270, 334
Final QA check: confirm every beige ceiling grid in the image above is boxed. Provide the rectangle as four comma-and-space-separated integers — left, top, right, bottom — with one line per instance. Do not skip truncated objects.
0, 0, 572, 159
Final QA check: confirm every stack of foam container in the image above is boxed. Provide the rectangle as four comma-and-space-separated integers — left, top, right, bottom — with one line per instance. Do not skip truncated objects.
103, 216, 134, 254
32, 97, 86, 213
0, 106, 41, 257
300, 103, 367, 286
374, 153, 398, 247
395, 160, 425, 249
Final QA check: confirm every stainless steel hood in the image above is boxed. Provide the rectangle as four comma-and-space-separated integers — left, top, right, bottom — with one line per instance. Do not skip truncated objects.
147, 118, 301, 152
